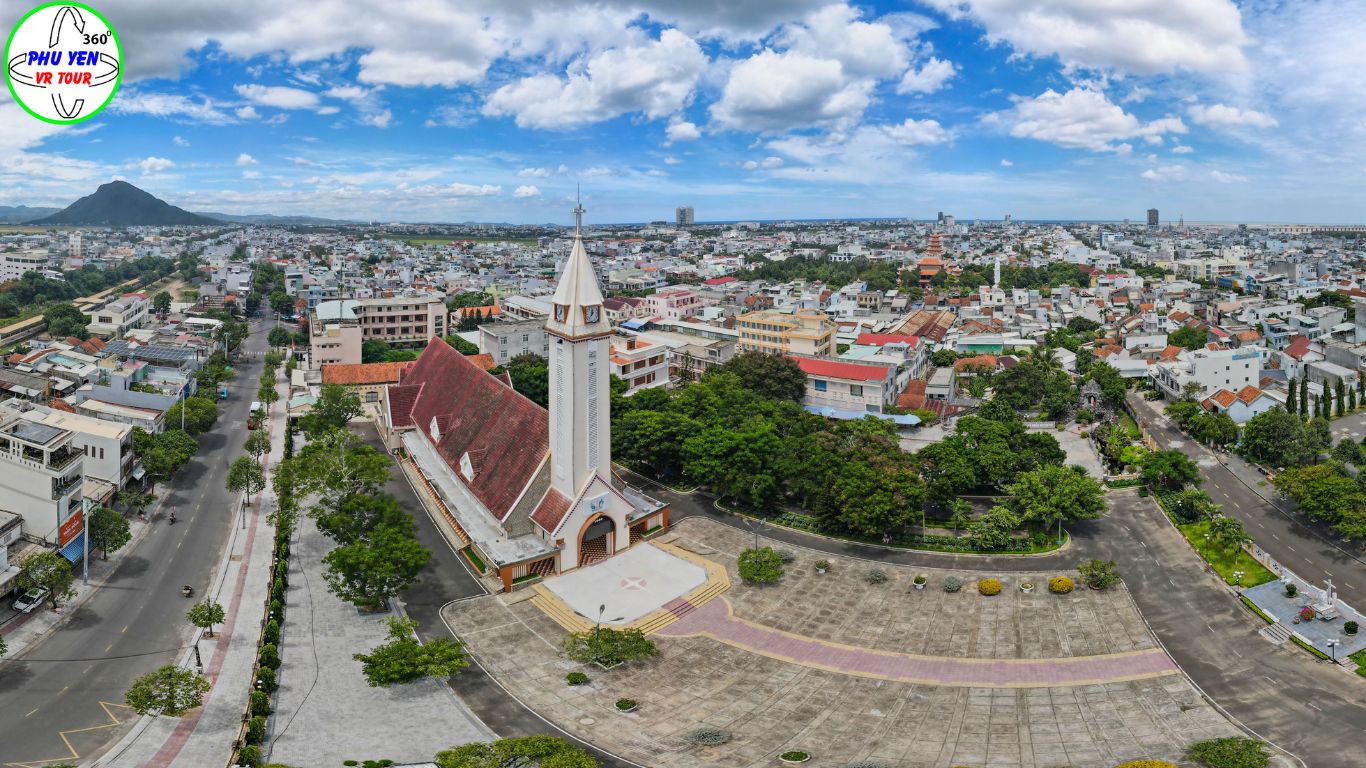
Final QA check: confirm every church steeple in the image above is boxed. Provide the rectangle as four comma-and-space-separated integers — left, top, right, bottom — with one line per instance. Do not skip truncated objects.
546, 195, 609, 340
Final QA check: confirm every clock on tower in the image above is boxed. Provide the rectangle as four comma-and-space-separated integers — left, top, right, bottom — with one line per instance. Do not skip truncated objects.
584, 305, 600, 325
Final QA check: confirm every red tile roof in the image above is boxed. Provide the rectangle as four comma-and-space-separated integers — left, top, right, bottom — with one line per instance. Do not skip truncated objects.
791, 357, 890, 382
467, 353, 496, 371
530, 489, 572, 534
702, 276, 737, 286
1283, 335, 1315, 360
386, 385, 421, 427
397, 338, 548, 520
323, 361, 409, 386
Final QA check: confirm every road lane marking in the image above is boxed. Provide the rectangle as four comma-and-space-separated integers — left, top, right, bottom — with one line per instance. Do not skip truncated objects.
24, 708, 38, 717
120, 625, 127, 633
1307, 702, 1322, 712
103, 643, 113, 653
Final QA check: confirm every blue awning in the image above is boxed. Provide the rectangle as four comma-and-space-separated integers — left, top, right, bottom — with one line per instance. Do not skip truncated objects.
803, 405, 921, 426
59, 533, 86, 564
621, 319, 649, 330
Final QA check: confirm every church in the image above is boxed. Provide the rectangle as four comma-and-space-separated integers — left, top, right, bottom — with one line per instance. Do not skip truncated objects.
379, 203, 670, 591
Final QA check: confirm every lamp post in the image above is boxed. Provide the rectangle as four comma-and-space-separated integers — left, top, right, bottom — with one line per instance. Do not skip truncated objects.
1203, 532, 1211, 555
1327, 639, 1338, 663
1233, 570, 1244, 586
741, 517, 764, 550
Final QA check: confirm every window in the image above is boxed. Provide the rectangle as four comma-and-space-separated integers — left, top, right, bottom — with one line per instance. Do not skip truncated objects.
814, 380, 827, 392
850, 385, 863, 397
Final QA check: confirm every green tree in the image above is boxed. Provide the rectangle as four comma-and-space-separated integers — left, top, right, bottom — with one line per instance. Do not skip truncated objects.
1007, 465, 1105, 527
226, 455, 266, 500
1331, 438, 1362, 466
931, 348, 959, 368
1139, 450, 1202, 490
435, 736, 599, 768
17, 551, 75, 608
187, 598, 226, 637
290, 431, 392, 516
501, 353, 550, 407
916, 438, 978, 505
1077, 558, 1121, 590
133, 428, 199, 483
257, 379, 280, 408
117, 488, 153, 518
1188, 412, 1239, 447
244, 429, 271, 461
166, 396, 218, 435
1243, 407, 1315, 467
152, 291, 172, 313
1272, 463, 1366, 532
300, 383, 364, 438
322, 524, 430, 609
832, 461, 922, 536
1285, 377, 1298, 416
125, 665, 212, 717
361, 339, 392, 364
1083, 361, 1128, 406
444, 335, 479, 355
611, 410, 701, 480
715, 351, 807, 402
1209, 515, 1249, 557
736, 546, 784, 584
88, 506, 131, 560
559, 626, 659, 666
44, 303, 89, 340
267, 326, 293, 347
1336, 379, 1347, 417
354, 617, 469, 687
682, 422, 783, 510
1168, 488, 1218, 523
316, 493, 413, 545
968, 506, 1020, 550
1168, 325, 1207, 350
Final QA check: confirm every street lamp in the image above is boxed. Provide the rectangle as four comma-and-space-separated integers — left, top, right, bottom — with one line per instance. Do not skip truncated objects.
1233, 570, 1244, 586
1203, 533, 1211, 555
1327, 639, 1338, 663
741, 517, 765, 550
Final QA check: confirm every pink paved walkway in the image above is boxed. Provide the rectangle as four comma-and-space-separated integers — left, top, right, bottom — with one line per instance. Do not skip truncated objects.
656, 598, 1178, 688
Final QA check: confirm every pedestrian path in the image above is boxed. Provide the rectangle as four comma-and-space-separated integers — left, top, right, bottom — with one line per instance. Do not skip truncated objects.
656, 597, 1179, 688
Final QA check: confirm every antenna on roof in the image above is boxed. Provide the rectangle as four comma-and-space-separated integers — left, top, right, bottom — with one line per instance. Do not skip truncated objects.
573, 186, 584, 236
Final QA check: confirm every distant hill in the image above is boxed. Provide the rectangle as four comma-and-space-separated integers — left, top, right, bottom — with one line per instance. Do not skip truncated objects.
195, 212, 359, 226
0, 205, 60, 223
29, 181, 219, 226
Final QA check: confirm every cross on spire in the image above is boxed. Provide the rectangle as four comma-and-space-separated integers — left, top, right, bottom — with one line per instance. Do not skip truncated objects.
573, 186, 584, 235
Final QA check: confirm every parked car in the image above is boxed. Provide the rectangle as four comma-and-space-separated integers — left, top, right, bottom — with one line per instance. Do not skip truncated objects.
12, 587, 48, 613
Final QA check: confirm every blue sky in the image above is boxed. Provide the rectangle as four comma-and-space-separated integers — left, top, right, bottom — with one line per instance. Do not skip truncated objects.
2, 0, 1363, 224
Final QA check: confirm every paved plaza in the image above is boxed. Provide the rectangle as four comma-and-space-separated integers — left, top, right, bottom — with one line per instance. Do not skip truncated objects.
443, 517, 1240, 768
544, 542, 707, 625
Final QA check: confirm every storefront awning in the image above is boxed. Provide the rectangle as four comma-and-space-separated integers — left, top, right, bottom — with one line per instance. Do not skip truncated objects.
59, 533, 86, 564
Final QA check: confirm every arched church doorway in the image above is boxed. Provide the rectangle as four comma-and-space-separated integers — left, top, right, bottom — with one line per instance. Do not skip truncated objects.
579, 514, 615, 568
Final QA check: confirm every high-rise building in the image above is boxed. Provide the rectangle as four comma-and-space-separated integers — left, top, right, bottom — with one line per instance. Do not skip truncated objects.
1147, 208, 1159, 227
675, 205, 694, 227
68, 233, 81, 260
1003, 214, 1012, 225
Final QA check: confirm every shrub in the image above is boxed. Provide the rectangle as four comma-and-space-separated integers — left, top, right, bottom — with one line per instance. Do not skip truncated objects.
913, 574, 927, 585
775, 548, 796, 564
255, 667, 277, 693
1048, 576, 1074, 594
259, 643, 280, 670
737, 547, 784, 584
814, 559, 831, 572
780, 752, 810, 762
245, 715, 267, 745
250, 690, 272, 717
1346, 620, 1359, 635
565, 671, 590, 686
237, 745, 262, 767
1298, 606, 1316, 622
560, 627, 658, 667
270, 598, 284, 621
615, 698, 637, 711
271, 580, 286, 603
865, 568, 888, 585
263, 619, 280, 646
1077, 559, 1121, 590
685, 726, 731, 746
943, 575, 963, 593
1186, 736, 1271, 768
978, 578, 1002, 596
1284, 583, 1297, 598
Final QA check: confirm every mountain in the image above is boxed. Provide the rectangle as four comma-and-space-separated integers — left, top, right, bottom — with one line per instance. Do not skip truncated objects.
195, 212, 359, 226
29, 181, 218, 226
0, 205, 60, 224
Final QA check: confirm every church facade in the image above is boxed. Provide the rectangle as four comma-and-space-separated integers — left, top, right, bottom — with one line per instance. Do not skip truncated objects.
379, 204, 670, 591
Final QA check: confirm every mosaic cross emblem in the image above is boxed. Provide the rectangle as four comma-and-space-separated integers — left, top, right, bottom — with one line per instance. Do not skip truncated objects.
620, 576, 648, 591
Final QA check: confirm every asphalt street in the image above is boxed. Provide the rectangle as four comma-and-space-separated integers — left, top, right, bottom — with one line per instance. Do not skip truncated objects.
1128, 393, 1365, 603
0, 321, 268, 768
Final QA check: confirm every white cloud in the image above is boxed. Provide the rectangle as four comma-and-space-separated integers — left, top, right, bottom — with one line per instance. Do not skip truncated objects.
236, 106, 260, 120
1209, 170, 1247, 183
1122, 86, 1151, 104
242, 170, 261, 179
483, 29, 706, 130
645, 168, 670, 177
360, 109, 393, 128
172, 136, 190, 147
517, 167, 551, 178
291, 157, 312, 166
922, 0, 1248, 75
897, 57, 956, 94
774, 4, 909, 79
711, 50, 870, 133
1171, 144, 1194, 154
513, 185, 540, 197
234, 84, 321, 110
581, 167, 613, 177
236, 153, 258, 166
882, 118, 951, 146
991, 87, 1186, 152
663, 155, 683, 165
556, 164, 570, 174
1000, 158, 1013, 167
138, 157, 176, 175
109, 90, 234, 124
1188, 103, 1278, 129
666, 119, 701, 143
762, 156, 784, 168
766, 120, 951, 183
741, 160, 760, 170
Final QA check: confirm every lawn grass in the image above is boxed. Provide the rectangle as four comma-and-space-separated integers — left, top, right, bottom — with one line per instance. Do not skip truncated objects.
1350, 648, 1366, 677
1176, 518, 1277, 587
1238, 594, 1276, 624
1118, 409, 1140, 435
461, 546, 486, 574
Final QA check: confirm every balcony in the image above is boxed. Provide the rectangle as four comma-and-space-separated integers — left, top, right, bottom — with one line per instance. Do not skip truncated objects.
48, 447, 80, 471
52, 474, 80, 500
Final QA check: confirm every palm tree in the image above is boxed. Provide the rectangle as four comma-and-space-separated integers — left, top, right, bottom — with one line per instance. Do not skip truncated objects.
1027, 346, 1062, 375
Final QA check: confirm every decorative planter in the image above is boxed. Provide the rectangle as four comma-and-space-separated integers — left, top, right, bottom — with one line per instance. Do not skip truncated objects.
816, 567, 827, 575
779, 752, 811, 764
913, 577, 926, 590
615, 699, 638, 713
1020, 583, 1035, 594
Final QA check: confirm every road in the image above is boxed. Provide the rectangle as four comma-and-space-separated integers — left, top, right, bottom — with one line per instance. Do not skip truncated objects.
617, 468, 1366, 768
0, 321, 268, 768
1128, 393, 1365, 603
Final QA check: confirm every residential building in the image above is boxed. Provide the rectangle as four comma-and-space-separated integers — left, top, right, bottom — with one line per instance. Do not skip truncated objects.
1151, 347, 1261, 400
0, 410, 84, 549
644, 286, 702, 321
0, 400, 134, 491
479, 320, 551, 363
353, 295, 447, 347
793, 357, 897, 414
609, 335, 668, 395
308, 299, 363, 368
1147, 208, 1159, 227
0, 251, 48, 282
676, 205, 694, 227
736, 308, 836, 357
322, 361, 411, 405
85, 294, 151, 338
1202, 386, 1278, 424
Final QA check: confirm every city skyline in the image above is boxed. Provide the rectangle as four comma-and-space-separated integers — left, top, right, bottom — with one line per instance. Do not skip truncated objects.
1, 0, 1361, 224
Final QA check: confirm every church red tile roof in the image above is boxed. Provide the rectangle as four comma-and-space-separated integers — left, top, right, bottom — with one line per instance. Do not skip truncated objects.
397, 338, 549, 520
385, 384, 422, 427
530, 489, 572, 534
323, 361, 408, 386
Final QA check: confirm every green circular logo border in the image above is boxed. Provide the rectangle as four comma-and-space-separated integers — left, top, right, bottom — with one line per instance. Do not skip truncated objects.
3, 0, 123, 125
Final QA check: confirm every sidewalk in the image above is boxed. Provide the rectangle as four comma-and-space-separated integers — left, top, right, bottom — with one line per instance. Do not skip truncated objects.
95, 379, 287, 768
